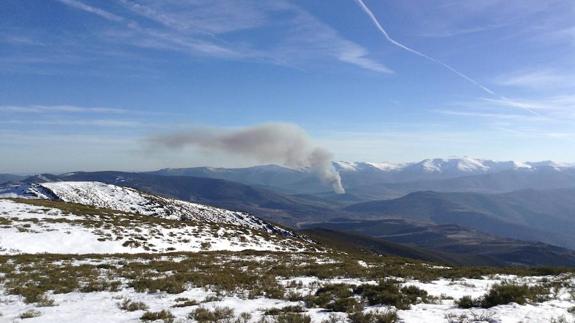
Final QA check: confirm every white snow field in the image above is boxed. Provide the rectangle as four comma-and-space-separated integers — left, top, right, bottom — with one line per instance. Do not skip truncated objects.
0, 199, 311, 254
1, 181, 289, 235
0, 257, 574, 322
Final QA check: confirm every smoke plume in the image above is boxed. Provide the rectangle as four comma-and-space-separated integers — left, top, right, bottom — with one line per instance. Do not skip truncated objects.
150, 123, 345, 194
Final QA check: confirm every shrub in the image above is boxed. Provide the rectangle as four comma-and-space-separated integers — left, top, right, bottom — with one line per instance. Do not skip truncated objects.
189, 306, 235, 323
19, 310, 42, 319
36, 294, 57, 307
316, 284, 353, 299
480, 283, 549, 308
326, 297, 363, 313
354, 281, 426, 310
140, 310, 175, 322
348, 310, 398, 323
172, 299, 199, 308
237, 312, 252, 323
131, 278, 186, 294
275, 313, 311, 323
265, 305, 305, 315
400, 285, 428, 304
321, 314, 347, 323
203, 295, 223, 303
456, 295, 478, 309
118, 299, 149, 311
307, 284, 354, 308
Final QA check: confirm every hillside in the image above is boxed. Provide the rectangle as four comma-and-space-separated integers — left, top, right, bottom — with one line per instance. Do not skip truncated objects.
41, 181, 290, 234
0, 197, 312, 255
344, 189, 575, 249
303, 218, 575, 267
0, 174, 24, 184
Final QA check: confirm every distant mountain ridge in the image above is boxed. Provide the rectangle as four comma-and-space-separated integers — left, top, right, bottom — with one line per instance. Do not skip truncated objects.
150, 158, 575, 201
0, 174, 24, 184
303, 219, 575, 267
344, 188, 575, 250
334, 158, 574, 182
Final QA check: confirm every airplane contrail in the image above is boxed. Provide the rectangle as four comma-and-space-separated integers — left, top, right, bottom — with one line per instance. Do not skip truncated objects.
354, 0, 496, 96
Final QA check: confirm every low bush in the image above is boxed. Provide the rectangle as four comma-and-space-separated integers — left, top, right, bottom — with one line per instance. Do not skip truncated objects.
354, 281, 427, 310
118, 298, 148, 311
265, 305, 305, 315
326, 297, 363, 313
36, 294, 57, 307
19, 310, 42, 319
172, 299, 199, 308
140, 310, 174, 322
275, 313, 311, 323
480, 283, 549, 308
130, 278, 186, 294
189, 306, 235, 323
348, 310, 398, 323
456, 295, 478, 309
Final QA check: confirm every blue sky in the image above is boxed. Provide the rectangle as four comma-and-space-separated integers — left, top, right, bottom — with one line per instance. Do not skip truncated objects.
1, 0, 574, 173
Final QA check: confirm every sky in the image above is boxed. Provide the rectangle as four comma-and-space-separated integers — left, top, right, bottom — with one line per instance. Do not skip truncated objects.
1, 0, 574, 173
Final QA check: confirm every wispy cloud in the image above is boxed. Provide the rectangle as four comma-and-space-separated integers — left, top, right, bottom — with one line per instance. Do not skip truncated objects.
483, 95, 575, 113
51, 0, 390, 73
0, 105, 127, 114
495, 69, 571, 89
435, 109, 548, 122
435, 95, 575, 128
0, 119, 142, 128
354, 0, 494, 94
55, 0, 124, 22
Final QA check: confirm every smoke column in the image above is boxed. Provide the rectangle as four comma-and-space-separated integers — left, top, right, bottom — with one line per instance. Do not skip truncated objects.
150, 123, 345, 194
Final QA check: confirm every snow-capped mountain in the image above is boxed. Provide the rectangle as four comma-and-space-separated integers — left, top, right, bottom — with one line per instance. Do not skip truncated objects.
334, 158, 575, 182
1, 181, 289, 235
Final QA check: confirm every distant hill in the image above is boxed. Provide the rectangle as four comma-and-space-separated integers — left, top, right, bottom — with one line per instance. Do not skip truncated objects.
344, 189, 575, 249
303, 219, 575, 267
0, 174, 24, 184
302, 228, 464, 265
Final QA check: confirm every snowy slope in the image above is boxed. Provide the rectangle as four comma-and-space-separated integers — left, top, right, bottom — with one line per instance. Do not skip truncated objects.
1, 181, 289, 235
0, 199, 312, 255
42, 181, 287, 234
0, 182, 57, 199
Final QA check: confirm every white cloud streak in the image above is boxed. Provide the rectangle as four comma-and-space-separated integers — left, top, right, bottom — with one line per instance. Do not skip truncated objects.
55, 0, 124, 22
353, 0, 496, 95
52, 0, 389, 73
496, 69, 572, 89
0, 105, 127, 114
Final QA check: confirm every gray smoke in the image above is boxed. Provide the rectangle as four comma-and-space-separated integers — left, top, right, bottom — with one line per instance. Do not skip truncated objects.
150, 123, 345, 194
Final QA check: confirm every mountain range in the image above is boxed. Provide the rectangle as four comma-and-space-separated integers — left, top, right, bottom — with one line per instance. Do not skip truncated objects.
2, 157, 575, 267
152, 158, 575, 201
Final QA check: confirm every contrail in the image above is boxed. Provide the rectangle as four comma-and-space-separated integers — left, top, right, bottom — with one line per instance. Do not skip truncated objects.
354, 0, 496, 96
